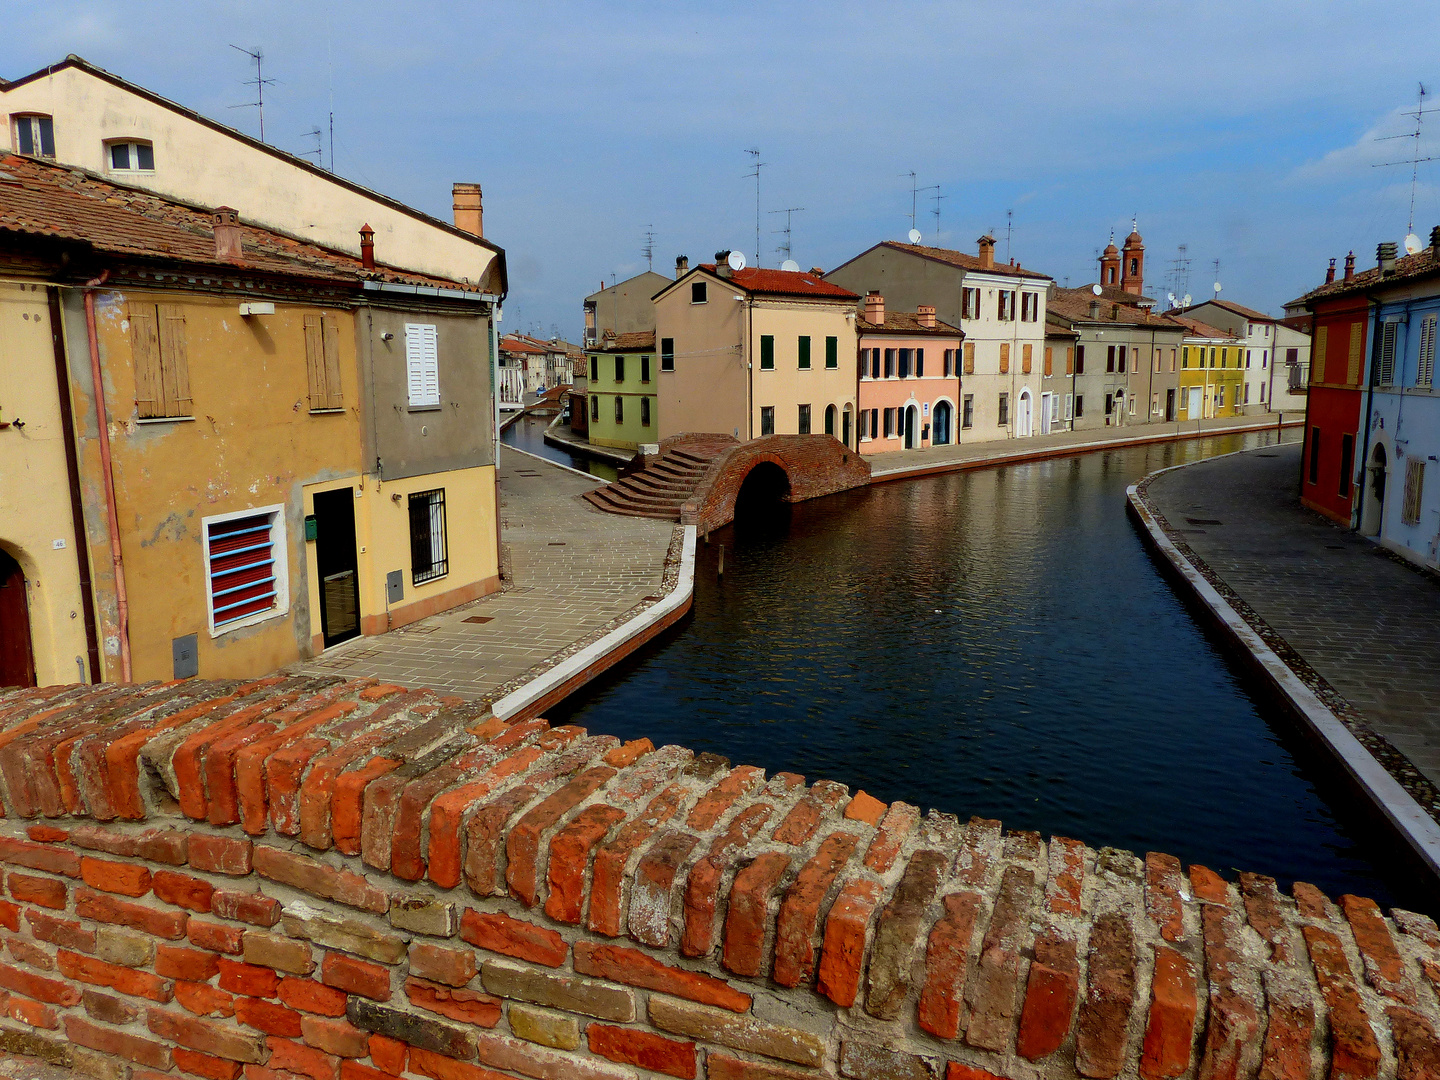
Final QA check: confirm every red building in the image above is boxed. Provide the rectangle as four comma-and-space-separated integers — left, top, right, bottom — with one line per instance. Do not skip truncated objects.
1297, 256, 1369, 523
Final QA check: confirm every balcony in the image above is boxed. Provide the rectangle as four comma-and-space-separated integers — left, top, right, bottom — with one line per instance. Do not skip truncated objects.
1288, 362, 1309, 391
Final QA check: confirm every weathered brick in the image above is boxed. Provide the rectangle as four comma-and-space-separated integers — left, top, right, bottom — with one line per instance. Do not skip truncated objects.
154, 870, 216, 913
243, 929, 315, 974
8, 872, 66, 909
588, 784, 688, 938
409, 941, 477, 987
404, 976, 502, 1027
253, 846, 388, 913
507, 1002, 579, 1050
0, 898, 19, 931
66, 1014, 171, 1070
480, 957, 634, 1021
281, 902, 407, 964
1197, 904, 1263, 1080
815, 876, 883, 1008
0, 837, 81, 877
235, 995, 303, 1037
1140, 946, 1199, 1080
346, 997, 476, 1060
6, 935, 55, 970
95, 925, 156, 967
506, 764, 618, 906
77, 886, 188, 939
1302, 925, 1382, 1080
575, 940, 750, 1012
188, 919, 245, 954
707, 1053, 820, 1080
862, 801, 920, 873
157, 945, 223, 983
917, 892, 983, 1040
681, 804, 774, 958
25, 825, 69, 843
0, 959, 82, 1004
1340, 893, 1413, 1003
82, 988, 140, 1025
463, 787, 536, 897
844, 790, 887, 826
722, 851, 791, 977
865, 848, 948, 1019
217, 958, 281, 998
27, 909, 96, 952
473, 1029, 634, 1080
589, 1024, 696, 1079
1016, 931, 1080, 1061
278, 977, 349, 1017
302, 1014, 370, 1058
773, 832, 858, 987
838, 1041, 940, 1080
368, 1033, 407, 1074
772, 780, 849, 845
1238, 873, 1290, 963
684, 765, 764, 830
175, 980, 236, 1018
268, 1038, 343, 1080
648, 995, 822, 1067
1047, 837, 1087, 916
389, 894, 457, 937
963, 863, 1036, 1051
212, 888, 281, 927
1075, 912, 1138, 1079
59, 948, 173, 1002
174, 1048, 243, 1080
147, 1007, 268, 1064
7, 994, 58, 1029
459, 908, 567, 967
79, 856, 151, 897
1145, 852, 1185, 942
320, 952, 391, 1001
1292, 881, 1329, 919
0, 1021, 71, 1066
544, 804, 628, 924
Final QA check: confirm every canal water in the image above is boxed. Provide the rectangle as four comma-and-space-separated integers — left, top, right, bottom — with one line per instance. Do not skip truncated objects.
544, 429, 1424, 909
501, 413, 619, 481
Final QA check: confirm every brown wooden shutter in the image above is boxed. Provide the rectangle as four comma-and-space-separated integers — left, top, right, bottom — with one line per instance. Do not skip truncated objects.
1044, 347, 1053, 376
1066, 347, 1074, 375
321, 315, 343, 409
303, 315, 327, 408
130, 304, 163, 418
157, 304, 192, 417
1347, 321, 1364, 385
999, 343, 1010, 374
964, 342, 975, 375
1022, 344, 1032, 374
1312, 326, 1327, 383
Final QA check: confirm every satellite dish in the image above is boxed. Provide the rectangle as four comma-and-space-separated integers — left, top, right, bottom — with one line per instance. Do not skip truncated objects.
780, 259, 800, 273
1213, 282, 1222, 294
1405, 233, 1423, 255
1167, 292, 1177, 306
727, 250, 746, 272
908, 229, 923, 244
1091, 284, 1103, 296
1182, 294, 1192, 307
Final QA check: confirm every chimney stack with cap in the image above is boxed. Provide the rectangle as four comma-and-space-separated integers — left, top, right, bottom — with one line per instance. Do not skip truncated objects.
978, 235, 996, 271
864, 291, 885, 325
715, 251, 732, 279
1343, 251, 1355, 280
1430, 226, 1440, 254
452, 183, 483, 237
675, 255, 689, 279
360, 225, 375, 271
1377, 241, 1398, 275
1325, 258, 1336, 284
212, 207, 243, 263
917, 304, 936, 328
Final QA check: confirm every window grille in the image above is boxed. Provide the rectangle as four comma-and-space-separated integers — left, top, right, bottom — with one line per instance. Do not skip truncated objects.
408, 489, 449, 584
962, 395, 974, 429
798, 404, 811, 434
760, 406, 774, 435
998, 393, 1009, 426
207, 511, 279, 631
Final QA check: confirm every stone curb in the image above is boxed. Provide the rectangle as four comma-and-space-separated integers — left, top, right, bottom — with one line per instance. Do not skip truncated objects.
1127, 448, 1440, 879
503, 443, 607, 482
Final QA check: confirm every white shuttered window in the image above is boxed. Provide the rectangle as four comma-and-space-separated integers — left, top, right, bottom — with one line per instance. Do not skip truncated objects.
405, 323, 440, 408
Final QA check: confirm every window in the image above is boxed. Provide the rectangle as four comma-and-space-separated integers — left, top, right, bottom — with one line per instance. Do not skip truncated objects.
1044, 347, 1053, 377
1151, 392, 1159, 416
962, 288, 981, 320
1119, 347, 1127, 374
691, 281, 708, 304
1066, 347, 1074, 375
1403, 458, 1425, 525
916, 348, 924, 377
408, 489, 449, 585
615, 355, 625, 382
1020, 293, 1038, 321
405, 323, 440, 408
303, 314, 343, 411
825, 404, 835, 435
825, 336, 838, 369
760, 335, 775, 370
1245, 350, 1252, 369
591, 395, 599, 420
12, 115, 54, 158
1220, 348, 1228, 369
1075, 395, 1084, 418
869, 409, 880, 438
615, 396, 624, 423
641, 397, 651, 426
884, 349, 895, 378
130, 302, 193, 419
640, 355, 651, 382
1286, 347, 1299, 366
1260, 383, 1266, 402
798, 336, 811, 369
1129, 396, 1137, 415
108, 140, 155, 172
798, 404, 811, 434
944, 349, 954, 377
962, 395, 974, 429
204, 505, 286, 636
1378, 322, 1398, 386
1170, 349, 1177, 372
898, 349, 911, 378
1346, 321, 1364, 384
998, 291, 1015, 321
1181, 347, 1189, 369
760, 406, 775, 435
999, 343, 1010, 374
1339, 433, 1354, 498
1106, 346, 1116, 374
1022, 344, 1032, 375
964, 342, 975, 374
661, 338, 675, 372
1244, 383, 1250, 404
997, 393, 1009, 426
1308, 428, 1321, 484
1216, 385, 1225, 408
1064, 393, 1073, 420
1075, 345, 1085, 374
881, 408, 895, 437
590, 356, 598, 381
871, 349, 881, 380
1105, 393, 1114, 416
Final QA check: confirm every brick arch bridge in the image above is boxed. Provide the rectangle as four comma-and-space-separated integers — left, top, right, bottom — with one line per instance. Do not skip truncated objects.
676, 433, 872, 533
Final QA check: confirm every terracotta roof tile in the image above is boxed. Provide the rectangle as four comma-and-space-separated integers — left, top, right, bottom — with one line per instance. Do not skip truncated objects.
1299, 246, 1440, 304
1169, 315, 1237, 340
856, 310, 961, 335
698, 264, 859, 300
1046, 287, 1179, 329
596, 331, 656, 351
1174, 297, 1274, 322
877, 241, 1053, 281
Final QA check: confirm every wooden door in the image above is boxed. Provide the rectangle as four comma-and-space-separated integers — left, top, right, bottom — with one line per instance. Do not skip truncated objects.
0, 551, 36, 687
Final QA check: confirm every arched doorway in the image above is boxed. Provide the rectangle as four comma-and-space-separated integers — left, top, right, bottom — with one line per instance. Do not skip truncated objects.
1016, 390, 1033, 437
842, 404, 852, 448
903, 404, 920, 449
0, 549, 36, 688
1362, 443, 1388, 536
824, 404, 837, 437
733, 461, 791, 523
932, 400, 952, 445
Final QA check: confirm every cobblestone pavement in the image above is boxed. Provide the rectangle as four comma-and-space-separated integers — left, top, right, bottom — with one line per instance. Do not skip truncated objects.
1146, 442, 1440, 791
869, 410, 1299, 477
289, 447, 673, 699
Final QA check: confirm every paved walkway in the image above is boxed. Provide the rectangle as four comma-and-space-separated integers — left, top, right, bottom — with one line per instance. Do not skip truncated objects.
868, 411, 1298, 478
291, 447, 674, 701
1145, 442, 1440, 794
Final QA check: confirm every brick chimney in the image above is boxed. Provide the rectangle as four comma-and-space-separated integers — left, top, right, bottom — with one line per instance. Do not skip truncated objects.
211, 207, 243, 263
977, 235, 996, 270
715, 251, 732, 279
675, 255, 689, 279
1377, 241, 1397, 275
916, 304, 936, 328
1343, 251, 1355, 280
1431, 226, 1440, 253
360, 225, 375, 271
863, 291, 885, 325
1325, 258, 1336, 284
810, 267, 824, 276
451, 183, 483, 237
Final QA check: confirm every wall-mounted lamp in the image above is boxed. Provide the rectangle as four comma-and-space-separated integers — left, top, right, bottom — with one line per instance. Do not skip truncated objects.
381, 332, 395, 342
391, 493, 402, 504
238, 302, 275, 317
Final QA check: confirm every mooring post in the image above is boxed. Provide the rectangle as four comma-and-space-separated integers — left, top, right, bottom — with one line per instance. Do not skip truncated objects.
717, 543, 724, 577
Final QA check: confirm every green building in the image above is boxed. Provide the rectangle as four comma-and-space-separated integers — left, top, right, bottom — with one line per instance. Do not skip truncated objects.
586, 331, 658, 450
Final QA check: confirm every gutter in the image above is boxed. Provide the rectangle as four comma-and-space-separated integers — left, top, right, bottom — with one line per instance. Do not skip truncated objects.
361, 280, 500, 304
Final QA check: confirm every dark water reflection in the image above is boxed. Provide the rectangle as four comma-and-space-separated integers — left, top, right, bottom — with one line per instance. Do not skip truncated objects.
548, 431, 1423, 909
501, 414, 619, 481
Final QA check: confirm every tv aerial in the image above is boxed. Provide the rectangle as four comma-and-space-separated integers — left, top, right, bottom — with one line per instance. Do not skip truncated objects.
908, 228, 923, 244
781, 259, 800, 272
727, 250, 747, 272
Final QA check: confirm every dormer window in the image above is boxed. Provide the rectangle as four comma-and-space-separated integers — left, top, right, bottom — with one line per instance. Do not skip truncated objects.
108, 140, 155, 172
12, 115, 54, 158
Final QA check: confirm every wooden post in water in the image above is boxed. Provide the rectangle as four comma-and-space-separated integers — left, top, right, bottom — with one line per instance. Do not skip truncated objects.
717, 544, 724, 577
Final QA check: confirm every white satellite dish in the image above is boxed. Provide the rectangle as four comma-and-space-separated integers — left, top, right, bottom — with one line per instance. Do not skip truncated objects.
1167, 292, 1177, 306
780, 259, 800, 273
1405, 233, 1423, 255
727, 250, 746, 272
1182, 294, 1192, 307
908, 229, 922, 244
1091, 284, 1103, 296
1213, 282, 1222, 294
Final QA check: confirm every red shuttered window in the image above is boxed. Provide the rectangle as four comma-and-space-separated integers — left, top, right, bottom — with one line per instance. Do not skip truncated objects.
205, 508, 285, 633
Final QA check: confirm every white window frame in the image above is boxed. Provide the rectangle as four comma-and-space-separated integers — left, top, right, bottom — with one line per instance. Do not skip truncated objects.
12, 114, 54, 158
405, 323, 441, 409
202, 503, 289, 638
106, 139, 155, 173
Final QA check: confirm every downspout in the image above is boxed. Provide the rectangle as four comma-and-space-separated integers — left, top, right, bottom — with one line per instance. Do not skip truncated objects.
745, 296, 754, 440
489, 305, 504, 581
47, 286, 102, 683
82, 270, 131, 683
1356, 296, 1382, 531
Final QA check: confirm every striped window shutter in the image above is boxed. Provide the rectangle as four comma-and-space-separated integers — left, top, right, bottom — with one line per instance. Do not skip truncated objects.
1348, 322, 1365, 385
157, 304, 193, 417
964, 342, 975, 374
999, 343, 1010, 374
1418, 315, 1436, 387
207, 513, 278, 628
1313, 326, 1327, 383
130, 304, 163, 418
406, 324, 440, 407
1044, 347, 1053, 376
304, 315, 327, 407
1378, 322, 1397, 386
1022, 344, 1032, 374
321, 315, 343, 408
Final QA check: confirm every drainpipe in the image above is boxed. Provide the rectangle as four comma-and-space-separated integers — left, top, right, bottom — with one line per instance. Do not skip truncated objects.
83, 270, 131, 683
489, 305, 504, 581
1356, 296, 1382, 532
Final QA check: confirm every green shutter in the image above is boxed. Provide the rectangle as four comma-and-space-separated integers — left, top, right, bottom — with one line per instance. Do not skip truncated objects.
798, 336, 810, 369
825, 336, 838, 368
760, 336, 774, 370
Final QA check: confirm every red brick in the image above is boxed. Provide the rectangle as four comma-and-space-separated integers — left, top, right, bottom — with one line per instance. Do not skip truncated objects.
218, 958, 281, 998
0, 837, 80, 877
159, 945, 223, 983
58, 948, 175, 1002
280, 977, 349, 1016
963, 863, 1036, 1052
706, 1055, 818, 1080
815, 877, 882, 1008
77, 885, 188, 939
0, 959, 81, 1005
1145, 852, 1185, 942
409, 941, 477, 988
6, 935, 54, 970
8, 872, 66, 909
368, 1034, 407, 1074
266, 1039, 341, 1080
1292, 881, 1329, 918
680, 805, 774, 958
6, 994, 58, 1029
506, 764, 618, 906
463, 787, 535, 897
1190, 865, 1229, 906
861, 801, 919, 873
66, 1013, 172, 1070
176, 980, 236, 1018
404, 976, 502, 1027
189, 919, 245, 954
26, 908, 95, 951
1016, 931, 1080, 1061
1046, 837, 1086, 916
302, 1014, 370, 1058
388, 743, 520, 883
236, 994, 303, 1036
82, 987, 141, 1025
722, 851, 791, 977
544, 803, 628, 923
602, 738, 652, 767
299, 727, 406, 853
175, 1048, 243, 1080
421, 739, 544, 891
333, 757, 402, 856
320, 952, 390, 1001
917, 892, 983, 1039
172, 711, 274, 820
1340, 893, 1413, 1003
0, 898, 18, 931
588, 1024, 695, 1079
574, 940, 750, 1012
342, 1064, 399, 1080
587, 784, 688, 938
80, 856, 152, 897
235, 701, 355, 832
946, 1067, 1005, 1080
212, 888, 281, 927
773, 832, 858, 988
190, 835, 254, 876
137, 829, 191, 865
155, 869, 216, 913
408, 1047, 503, 1080
26, 826, 68, 843
771, 780, 848, 845
459, 908, 567, 967
1075, 913, 1138, 1079
265, 736, 333, 834
147, 1007, 268, 1064
1302, 925, 1382, 1080
685, 765, 765, 830
1140, 946, 1199, 1080
253, 845, 387, 913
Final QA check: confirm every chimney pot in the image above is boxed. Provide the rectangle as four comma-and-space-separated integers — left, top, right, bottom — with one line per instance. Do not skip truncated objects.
1431, 226, 1440, 254
1325, 258, 1336, 284
863, 291, 885, 326
675, 254, 689, 279
1378, 241, 1398, 274
810, 266, 824, 276
359, 224, 375, 271
1343, 251, 1355, 280
211, 207, 243, 263
451, 182, 483, 237
916, 304, 935, 328
715, 251, 732, 279
1089, 299, 1102, 319
977, 235, 995, 271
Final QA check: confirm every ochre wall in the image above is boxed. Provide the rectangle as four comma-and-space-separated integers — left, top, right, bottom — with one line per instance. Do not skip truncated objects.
656, 280, 749, 441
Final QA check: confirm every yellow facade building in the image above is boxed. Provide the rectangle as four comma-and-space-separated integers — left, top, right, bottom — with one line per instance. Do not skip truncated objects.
586, 331, 659, 450
1175, 317, 1245, 421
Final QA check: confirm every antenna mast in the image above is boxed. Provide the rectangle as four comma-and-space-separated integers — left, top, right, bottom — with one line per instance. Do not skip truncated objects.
228, 45, 276, 142
300, 127, 322, 166
1373, 82, 1440, 235
745, 149, 765, 267
642, 226, 656, 272
1005, 210, 1013, 263
931, 189, 947, 244
769, 207, 805, 262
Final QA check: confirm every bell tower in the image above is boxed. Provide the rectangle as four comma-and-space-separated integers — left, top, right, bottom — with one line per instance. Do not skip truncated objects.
1120, 220, 1145, 296
1098, 231, 1120, 289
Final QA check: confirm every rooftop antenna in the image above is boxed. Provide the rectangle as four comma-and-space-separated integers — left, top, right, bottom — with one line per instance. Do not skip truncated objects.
299, 127, 323, 166
903, 172, 917, 233
1005, 209, 1014, 263
1167, 243, 1191, 301
745, 149, 765, 267
1373, 82, 1440, 243
1212, 258, 1222, 295
642, 226, 656, 272
930, 189, 947, 244
769, 206, 804, 264
228, 45, 276, 142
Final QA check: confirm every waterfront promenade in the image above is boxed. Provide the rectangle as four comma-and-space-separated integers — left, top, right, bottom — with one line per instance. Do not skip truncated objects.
1142, 442, 1440, 817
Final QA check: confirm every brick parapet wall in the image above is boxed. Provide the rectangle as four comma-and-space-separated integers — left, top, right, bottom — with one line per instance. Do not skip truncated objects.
683, 437, 871, 534
0, 677, 1433, 1080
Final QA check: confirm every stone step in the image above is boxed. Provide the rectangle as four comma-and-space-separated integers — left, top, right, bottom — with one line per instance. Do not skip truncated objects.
582, 489, 681, 519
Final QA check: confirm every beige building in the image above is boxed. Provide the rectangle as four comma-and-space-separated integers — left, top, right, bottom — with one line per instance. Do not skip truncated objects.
584, 270, 671, 348
1176, 298, 1303, 414
654, 260, 859, 442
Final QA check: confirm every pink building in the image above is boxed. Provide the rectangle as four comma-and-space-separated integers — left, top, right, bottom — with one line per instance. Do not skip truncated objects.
856, 292, 964, 452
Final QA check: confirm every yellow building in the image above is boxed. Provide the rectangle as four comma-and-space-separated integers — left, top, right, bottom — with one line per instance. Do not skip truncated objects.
0, 153, 500, 686
1175, 317, 1245, 420
586, 331, 659, 450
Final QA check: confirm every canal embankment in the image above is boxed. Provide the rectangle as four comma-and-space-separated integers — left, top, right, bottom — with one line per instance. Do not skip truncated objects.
1131, 442, 1440, 880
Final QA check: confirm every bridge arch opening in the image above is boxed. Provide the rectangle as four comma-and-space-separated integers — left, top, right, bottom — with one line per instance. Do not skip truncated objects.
733, 461, 791, 523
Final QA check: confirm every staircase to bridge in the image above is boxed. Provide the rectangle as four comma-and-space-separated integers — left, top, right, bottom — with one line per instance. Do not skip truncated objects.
582, 437, 734, 520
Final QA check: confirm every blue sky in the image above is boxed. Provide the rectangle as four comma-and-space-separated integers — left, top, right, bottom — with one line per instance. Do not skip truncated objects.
6, 1, 1440, 339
